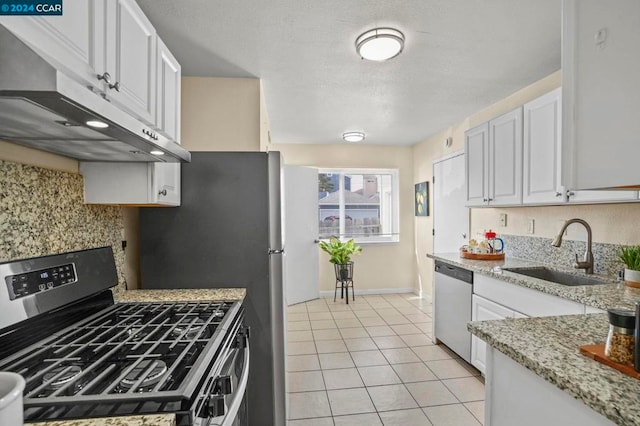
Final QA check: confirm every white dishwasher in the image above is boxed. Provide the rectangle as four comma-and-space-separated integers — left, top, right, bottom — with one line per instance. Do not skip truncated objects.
434, 260, 473, 363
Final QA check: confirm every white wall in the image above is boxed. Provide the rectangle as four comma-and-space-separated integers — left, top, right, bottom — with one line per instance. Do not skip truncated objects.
270, 143, 416, 293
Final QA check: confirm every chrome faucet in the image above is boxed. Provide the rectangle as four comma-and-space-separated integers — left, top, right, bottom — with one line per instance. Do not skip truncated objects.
551, 218, 594, 274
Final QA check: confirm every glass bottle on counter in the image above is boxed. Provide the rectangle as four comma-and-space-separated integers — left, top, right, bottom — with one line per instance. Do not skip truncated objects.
605, 308, 635, 366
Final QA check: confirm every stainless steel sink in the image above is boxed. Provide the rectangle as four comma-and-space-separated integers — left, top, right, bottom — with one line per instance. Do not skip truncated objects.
502, 267, 610, 287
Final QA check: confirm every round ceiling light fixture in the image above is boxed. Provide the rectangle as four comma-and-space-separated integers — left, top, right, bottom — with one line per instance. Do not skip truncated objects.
342, 131, 365, 143
355, 27, 405, 61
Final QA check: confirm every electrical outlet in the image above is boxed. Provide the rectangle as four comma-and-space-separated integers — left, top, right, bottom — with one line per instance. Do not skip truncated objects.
527, 219, 535, 234
499, 213, 507, 227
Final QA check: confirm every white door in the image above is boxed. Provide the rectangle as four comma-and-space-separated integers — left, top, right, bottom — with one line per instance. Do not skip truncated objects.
283, 165, 320, 305
434, 153, 468, 253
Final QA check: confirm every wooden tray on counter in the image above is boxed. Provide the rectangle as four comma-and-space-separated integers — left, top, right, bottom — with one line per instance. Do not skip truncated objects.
579, 344, 640, 379
460, 251, 505, 261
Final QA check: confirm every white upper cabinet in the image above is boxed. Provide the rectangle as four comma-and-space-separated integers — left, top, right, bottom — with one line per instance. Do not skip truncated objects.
489, 108, 523, 206
80, 162, 180, 206
104, 0, 156, 125
0, 0, 107, 92
465, 109, 522, 207
523, 88, 564, 204
562, 0, 640, 190
155, 37, 181, 143
465, 123, 489, 206
1, 0, 179, 138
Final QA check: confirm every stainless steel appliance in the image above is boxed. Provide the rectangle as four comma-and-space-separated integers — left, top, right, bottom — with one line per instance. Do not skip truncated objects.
138, 151, 285, 426
0, 25, 189, 163
434, 260, 473, 362
0, 247, 248, 425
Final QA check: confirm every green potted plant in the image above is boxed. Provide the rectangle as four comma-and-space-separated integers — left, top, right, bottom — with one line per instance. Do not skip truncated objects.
619, 245, 640, 288
319, 237, 362, 280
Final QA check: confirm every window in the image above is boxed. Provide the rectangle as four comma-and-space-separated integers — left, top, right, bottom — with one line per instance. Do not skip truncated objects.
318, 169, 399, 243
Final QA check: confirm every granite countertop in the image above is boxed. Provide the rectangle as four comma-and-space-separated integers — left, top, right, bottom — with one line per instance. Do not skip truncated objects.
468, 314, 640, 426
429, 253, 640, 311
117, 288, 246, 303
28, 414, 175, 426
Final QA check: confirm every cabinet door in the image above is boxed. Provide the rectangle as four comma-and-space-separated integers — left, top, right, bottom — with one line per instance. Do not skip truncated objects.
562, 0, 640, 190
0, 0, 106, 91
156, 37, 181, 143
105, 0, 156, 124
465, 123, 489, 207
488, 108, 523, 206
471, 294, 515, 374
151, 163, 181, 206
523, 88, 564, 204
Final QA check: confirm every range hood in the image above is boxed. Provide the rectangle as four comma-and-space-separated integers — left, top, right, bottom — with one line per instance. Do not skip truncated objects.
0, 26, 190, 163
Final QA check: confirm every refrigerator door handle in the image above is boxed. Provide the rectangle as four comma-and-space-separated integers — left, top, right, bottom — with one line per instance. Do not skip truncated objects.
268, 248, 285, 255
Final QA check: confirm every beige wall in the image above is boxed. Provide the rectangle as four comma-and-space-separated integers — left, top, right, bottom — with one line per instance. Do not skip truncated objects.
270, 143, 416, 293
472, 204, 640, 246
0, 140, 78, 173
413, 71, 562, 298
259, 81, 271, 152
181, 77, 261, 151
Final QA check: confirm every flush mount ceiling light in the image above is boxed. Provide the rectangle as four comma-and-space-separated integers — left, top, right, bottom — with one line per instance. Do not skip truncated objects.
342, 131, 365, 142
355, 27, 405, 61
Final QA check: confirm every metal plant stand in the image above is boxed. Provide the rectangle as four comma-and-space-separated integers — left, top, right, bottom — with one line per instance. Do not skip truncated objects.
333, 262, 354, 304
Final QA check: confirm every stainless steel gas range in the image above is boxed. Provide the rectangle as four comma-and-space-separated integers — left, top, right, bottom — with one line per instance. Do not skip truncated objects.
0, 247, 249, 425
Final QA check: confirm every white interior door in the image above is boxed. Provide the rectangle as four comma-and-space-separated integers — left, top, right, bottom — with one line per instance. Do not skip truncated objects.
283, 165, 319, 305
434, 152, 469, 253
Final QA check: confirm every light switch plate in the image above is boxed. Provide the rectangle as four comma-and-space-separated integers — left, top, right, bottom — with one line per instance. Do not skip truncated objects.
527, 219, 535, 234
499, 213, 507, 227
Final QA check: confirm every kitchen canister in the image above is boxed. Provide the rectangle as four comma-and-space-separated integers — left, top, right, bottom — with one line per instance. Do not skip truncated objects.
605, 308, 636, 365
0, 372, 25, 426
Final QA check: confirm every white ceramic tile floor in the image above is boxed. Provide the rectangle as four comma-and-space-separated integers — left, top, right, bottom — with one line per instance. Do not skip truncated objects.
286, 294, 484, 425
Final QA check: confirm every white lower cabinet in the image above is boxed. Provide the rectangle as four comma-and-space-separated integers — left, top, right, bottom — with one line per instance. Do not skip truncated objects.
471, 295, 525, 374
471, 273, 592, 375
80, 162, 180, 206
486, 349, 615, 426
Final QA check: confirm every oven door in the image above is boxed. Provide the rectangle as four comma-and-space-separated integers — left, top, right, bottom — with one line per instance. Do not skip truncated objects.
193, 325, 250, 426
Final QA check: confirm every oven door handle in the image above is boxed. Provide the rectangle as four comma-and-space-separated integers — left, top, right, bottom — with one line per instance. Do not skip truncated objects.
221, 340, 250, 426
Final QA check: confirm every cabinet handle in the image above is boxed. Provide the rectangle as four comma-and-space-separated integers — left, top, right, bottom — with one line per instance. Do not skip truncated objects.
567, 191, 575, 197
483, 198, 488, 202
555, 192, 563, 197
97, 72, 112, 85
109, 81, 121, 92
158, 189, 167, 196
488, 198, 493, 201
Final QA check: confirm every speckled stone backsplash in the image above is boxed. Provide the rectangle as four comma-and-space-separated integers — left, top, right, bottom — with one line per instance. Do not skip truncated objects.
0, 160, 126, 296
501, 234, 624, 277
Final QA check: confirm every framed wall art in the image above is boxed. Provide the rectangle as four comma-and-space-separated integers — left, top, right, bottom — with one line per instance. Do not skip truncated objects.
415, 181, 429, 216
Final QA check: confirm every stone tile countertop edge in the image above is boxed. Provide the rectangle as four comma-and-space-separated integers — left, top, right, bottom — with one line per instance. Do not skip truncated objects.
116, 288, 246, 303
28, 414, 175, 426
428, 253, 640, 311
468, 314, 640, 426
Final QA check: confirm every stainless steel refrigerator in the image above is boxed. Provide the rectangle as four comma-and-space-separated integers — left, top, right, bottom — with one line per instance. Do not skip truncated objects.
139, 151, 285, 426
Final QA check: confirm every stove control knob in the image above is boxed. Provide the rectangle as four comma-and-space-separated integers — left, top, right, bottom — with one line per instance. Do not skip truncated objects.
215, 375, 232, 395
207, 394, 225, 417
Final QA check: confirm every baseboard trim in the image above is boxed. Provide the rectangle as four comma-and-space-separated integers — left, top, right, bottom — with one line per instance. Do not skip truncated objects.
319, 288, 417, 297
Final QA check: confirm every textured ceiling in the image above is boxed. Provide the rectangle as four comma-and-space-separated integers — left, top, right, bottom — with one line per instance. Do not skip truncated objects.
136, 0, 561, 146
